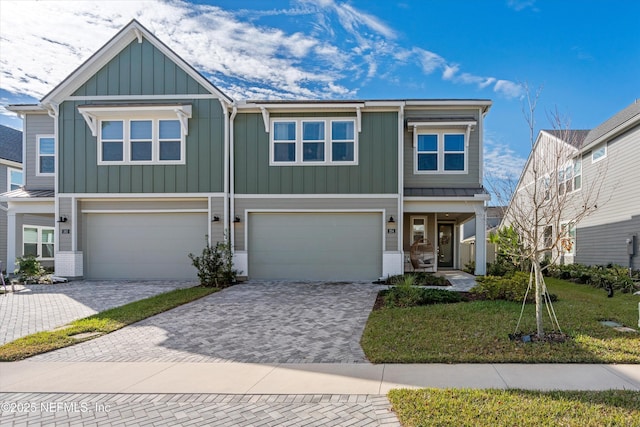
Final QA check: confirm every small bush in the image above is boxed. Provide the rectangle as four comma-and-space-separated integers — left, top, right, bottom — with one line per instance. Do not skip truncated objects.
384, 272, 449, 286
463, 260, 475, 274
546, 263, 637, 293
382, 275, 462, 308
14, 256, 46, 283
472, 271, 557, 303
188, 235, 238, 288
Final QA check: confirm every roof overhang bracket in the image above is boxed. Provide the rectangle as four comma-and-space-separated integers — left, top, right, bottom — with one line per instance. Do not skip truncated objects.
356, 106, 362, 133
133, 28, 143, 44
260, 107, 270, 133
80, 112, 98, 137
174, 108, 190, 136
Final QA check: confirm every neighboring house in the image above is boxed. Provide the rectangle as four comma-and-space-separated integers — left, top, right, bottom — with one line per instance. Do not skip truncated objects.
2, 20, 492, 280
0, 125, 24, 271
504, 101, 640, 270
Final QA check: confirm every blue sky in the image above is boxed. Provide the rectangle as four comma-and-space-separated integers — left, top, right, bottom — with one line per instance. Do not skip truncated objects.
1, 0, 639, 180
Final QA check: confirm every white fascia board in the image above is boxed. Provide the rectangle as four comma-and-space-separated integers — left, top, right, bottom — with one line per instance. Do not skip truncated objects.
404, 195, 490, 202
404, 100, 492, 111
41, 20, 233, 106
238, 102, 366, 112
581, 115, 640, 152
407, 120, 477, 128
0, 159, 22, 169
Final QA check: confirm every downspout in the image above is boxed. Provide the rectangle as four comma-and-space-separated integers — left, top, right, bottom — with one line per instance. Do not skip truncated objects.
219, 99, 230, 245
398, 103, 405, 274
229, 104, 238, 253
44, 102, 59, 274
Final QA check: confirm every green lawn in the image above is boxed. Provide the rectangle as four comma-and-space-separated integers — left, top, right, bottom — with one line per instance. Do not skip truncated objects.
362, 278, 640, 363
0, 286, 218, 361
388, 389, 640, 427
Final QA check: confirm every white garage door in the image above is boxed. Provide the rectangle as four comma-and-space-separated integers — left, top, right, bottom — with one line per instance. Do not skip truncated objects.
84, 213, 207, 279
248, 212, 382, 281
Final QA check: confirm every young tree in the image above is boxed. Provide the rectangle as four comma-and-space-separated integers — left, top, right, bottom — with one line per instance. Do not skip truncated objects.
489, 84, 607, 337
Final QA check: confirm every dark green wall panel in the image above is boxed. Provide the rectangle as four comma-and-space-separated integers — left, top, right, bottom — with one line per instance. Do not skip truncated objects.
233, 111, 398, 194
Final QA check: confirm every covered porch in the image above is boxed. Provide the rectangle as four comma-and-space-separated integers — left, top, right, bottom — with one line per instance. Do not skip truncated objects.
403, 188, 489, 275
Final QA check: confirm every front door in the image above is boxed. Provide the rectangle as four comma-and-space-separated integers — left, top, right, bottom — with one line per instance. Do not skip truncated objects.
438, 223, 454, 268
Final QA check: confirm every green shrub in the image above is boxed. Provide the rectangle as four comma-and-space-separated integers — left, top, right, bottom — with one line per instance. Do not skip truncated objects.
14, 256, 45, 283
463, 260, 475, 274
382, 275, 462, 308
473, 271, 557, 303
188, 235, 238, 288
384, 272, 449, 286
546, 263, 637, 293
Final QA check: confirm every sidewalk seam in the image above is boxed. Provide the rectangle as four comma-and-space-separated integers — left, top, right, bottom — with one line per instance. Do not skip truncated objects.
600, 365, 640, 390
118, 362, 180, 393
490, 364, 510, 389
244, 363, 280, 394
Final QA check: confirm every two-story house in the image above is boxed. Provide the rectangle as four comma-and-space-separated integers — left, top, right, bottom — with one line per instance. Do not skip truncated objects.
505, 101, 640, 269
1, 124, 25, 271
3, 19, 491, 280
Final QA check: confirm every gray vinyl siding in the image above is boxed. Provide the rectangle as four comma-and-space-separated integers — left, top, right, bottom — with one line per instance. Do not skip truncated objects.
233, 197, 398, 251
23, 113, 55, 190
576, 214, 640, 268
72, 39, 210, 97
403, 109, 481, 187
58, 197, 72, 251
579, 124, 640, 230
233, 111, 398, 194
11, 214, 55, 269
58, 99, 225, 193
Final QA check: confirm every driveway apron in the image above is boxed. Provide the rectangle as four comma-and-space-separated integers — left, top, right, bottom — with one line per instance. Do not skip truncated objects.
29, 281, 383, 363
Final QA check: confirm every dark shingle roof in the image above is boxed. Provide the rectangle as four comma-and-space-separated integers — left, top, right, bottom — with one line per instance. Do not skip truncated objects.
543, 129, 590, 148
404, 187, 488, 197
583, 101, 640, 147
0, 124, 22, 163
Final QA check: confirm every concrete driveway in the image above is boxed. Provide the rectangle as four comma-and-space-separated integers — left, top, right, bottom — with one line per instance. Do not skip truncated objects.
0, 280, 197, 345
29, 281, 383, 363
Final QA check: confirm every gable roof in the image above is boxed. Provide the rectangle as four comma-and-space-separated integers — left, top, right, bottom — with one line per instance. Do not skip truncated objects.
542, 129, 590, 148
582, 100, 640, 149
0, 124, 22, 163
41, 19, 232, 105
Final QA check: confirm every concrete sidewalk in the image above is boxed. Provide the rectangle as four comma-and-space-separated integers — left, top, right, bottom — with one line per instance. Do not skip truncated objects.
2, 362, 639, 394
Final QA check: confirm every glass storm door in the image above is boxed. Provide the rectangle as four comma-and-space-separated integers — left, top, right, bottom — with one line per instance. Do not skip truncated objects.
438, 223, 454, 268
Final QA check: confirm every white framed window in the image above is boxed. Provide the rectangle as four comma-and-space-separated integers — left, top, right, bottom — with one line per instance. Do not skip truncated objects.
411, 216, 428, 244
560, 222, 576, 255
23, 226, 55, 260
37, 135, 55, 176
414, 131, 467, 174
558, 159, 581, 195
270, 118, 358, 165
592, 144, 607, 163
98, 118, 185, 165
7, 167, 23, 191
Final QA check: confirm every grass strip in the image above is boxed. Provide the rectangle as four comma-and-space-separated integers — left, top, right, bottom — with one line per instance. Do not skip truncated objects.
0, 286, 218, 361
388, 388, 640, 427
362, 278, 640, 363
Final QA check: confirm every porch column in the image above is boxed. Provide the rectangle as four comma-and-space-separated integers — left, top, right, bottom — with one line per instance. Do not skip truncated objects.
6, 210, 16, 274
474, 206, 487, 275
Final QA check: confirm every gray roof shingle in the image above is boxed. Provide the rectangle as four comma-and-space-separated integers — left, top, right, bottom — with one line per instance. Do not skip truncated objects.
583, 101, 640, 147
0, 124, 22, 163
543, 129, 590, 148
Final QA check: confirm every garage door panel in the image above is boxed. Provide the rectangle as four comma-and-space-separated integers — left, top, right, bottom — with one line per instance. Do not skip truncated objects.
249, 213, 382, 280
84, 213, 207, 280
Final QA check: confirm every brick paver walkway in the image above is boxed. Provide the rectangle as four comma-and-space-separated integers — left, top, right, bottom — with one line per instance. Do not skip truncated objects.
30, 281, 382, 363
0, 281, 197, 344
0, 393, 401, 426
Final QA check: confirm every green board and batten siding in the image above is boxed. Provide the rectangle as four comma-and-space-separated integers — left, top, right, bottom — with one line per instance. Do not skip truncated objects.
58, 38, 225, 194
233, 111, 398, 194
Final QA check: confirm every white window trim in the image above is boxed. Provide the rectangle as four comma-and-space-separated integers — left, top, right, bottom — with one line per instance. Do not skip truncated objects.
592, 143, 607, 163
560, 221, 576, 255
410, 216, 428, 244
77, 105, 191, 166
36, 134, 55, 176
269, 118, 358, 166
7, 166, 23, 191
22, 225, 55, 260
558, 159, 582, 195
413, 130, 468, 174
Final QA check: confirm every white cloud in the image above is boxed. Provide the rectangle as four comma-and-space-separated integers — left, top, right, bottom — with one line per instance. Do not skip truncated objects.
494, 80, 525, 99
484, 136, 527, 181
507, 0, 538, 11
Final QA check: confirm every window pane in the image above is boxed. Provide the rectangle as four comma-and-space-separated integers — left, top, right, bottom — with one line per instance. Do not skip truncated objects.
574, 160, 581, 175
101, 121, 123, 139
574, 175, 581, 190
23, 243, 38, 257
10, 169, 24, 190
159, 141, 181, 161
131, 141, 152, 161
130, 120, 152, 139
418, 153, 437, 171
102, 141, 123, 161
159, 120, 181, 139
331, 121, 354, 140
24, 228, 38, 243
42, 229, 54, 243
39, 137, 55, 155
274, 142, 296, 162
42, 244, 55, 258
40, 156, 55, 173
332, 142, 354, 161
444, 134, 464, 151
417, 134, 437, 152
444, 153, 464, 170
303, 142, 324, 162
303, 122, 324, 141
274, 122, 296, 141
